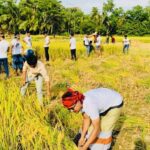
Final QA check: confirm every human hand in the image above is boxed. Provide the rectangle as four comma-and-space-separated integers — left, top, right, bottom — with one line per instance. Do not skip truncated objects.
22, 81, 26, 86
78, 137, 86, 147
78, 146, 88, 150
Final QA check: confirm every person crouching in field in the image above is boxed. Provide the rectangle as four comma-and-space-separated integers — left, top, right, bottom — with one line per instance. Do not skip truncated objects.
44, 32, 50, 62
0, 33, 10, 79
70, 32, 77, 60
62, 88, 123, 150
123, 35, 130, 54
20, 50, 50, 105
10, 32, 23, 76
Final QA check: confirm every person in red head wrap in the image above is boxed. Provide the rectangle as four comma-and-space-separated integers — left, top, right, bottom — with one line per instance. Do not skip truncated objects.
62, 88, 84, 112
62, 88, 123, 150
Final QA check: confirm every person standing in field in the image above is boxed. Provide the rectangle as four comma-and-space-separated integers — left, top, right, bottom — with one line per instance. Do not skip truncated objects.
62, 88, 123, 150
111, 35, 115, 44
10, 32, 23, 75
83, 34, 91, 56
44, 32, 50, 62
0, 33, 10, 78
105, 34, 109, 44
23, 31, 32, 49
123, 35, 130, 54
70, 32, 77, 60
95, 32, 102, 56
20, 50, 50, 105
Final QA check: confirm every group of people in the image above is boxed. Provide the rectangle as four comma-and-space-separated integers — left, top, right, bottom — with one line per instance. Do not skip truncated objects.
0, 31, 126, 150
70, 32, 130, 60
0, 31, 50, 105
0, 31, 50, 77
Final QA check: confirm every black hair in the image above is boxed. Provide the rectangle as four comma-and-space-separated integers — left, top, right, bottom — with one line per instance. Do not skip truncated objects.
26, 55, 38, 67
124, 35, 127, 38
70, 32, 74, 36
26, 30, 30, 33
62, 92, 72, 99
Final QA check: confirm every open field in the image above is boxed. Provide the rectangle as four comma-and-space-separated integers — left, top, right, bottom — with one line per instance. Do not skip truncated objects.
0, 36, 150, 149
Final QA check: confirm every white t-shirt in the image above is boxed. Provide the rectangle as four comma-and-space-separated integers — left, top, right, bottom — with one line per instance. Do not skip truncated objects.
24, 36, 32, 48
84, 37, 89, 46
0, 40, 9, 58
11, 39, 22, 55
82, 88, 123, 120
23, 60, 50, 82
96, 36, 101, 46
70, 37, 76, 50
44, 36, 50, 47
123, 38, 130, 45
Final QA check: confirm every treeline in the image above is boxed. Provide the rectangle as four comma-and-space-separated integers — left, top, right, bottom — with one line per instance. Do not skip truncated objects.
0, 0, 150, 36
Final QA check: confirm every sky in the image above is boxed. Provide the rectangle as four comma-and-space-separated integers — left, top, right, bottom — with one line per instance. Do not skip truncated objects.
60, 0, 150, 13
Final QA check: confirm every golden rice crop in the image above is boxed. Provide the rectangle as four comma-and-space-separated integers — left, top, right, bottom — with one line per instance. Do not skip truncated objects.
0, 35, 150, 149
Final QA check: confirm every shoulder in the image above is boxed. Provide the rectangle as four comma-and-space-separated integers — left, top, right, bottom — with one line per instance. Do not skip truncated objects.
37, 60, 45, 66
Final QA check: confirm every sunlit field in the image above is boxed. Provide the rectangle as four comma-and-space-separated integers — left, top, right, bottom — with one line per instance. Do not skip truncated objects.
0, 35, 150, 149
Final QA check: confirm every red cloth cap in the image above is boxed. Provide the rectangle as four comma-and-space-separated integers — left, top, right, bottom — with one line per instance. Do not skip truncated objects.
62, 88, 84, 109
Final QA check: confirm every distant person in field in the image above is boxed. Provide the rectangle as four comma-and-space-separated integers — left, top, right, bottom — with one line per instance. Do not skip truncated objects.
20, 50, 50, 105
0, 33, 10, 78
44, 32, 50, 61
105, 34, 109, 44
89, 39, 94, 53
10, 32, 23, 75
95, 32, 102, 56
93, 32, 97, 44
123, 35, 130, 54
62, 88, 123, 150
83, 34, 90, 56
70, 32, 77, 60
23, 31, 32, 49
111, 35, 115, 44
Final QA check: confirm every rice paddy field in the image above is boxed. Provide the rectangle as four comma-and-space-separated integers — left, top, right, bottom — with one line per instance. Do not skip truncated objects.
0, 35, 150, 150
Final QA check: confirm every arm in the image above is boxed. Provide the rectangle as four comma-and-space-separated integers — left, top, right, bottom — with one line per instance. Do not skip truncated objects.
80, 118, 100, 150
22, 70, 27, 86
22, 62, 28, 85
78, 113, 91, 146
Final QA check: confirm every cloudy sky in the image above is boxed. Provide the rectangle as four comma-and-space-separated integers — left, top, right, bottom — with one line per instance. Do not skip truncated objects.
60, 0, 150, 13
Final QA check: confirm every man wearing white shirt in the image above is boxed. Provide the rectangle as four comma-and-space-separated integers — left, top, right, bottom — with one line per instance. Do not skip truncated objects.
11, 33, 23, 75
123, 35, 130, 54
62, 88, 123, 150
44, 32, 50, 61
23, 31, 32, 49
83, 35, 90, 56
0, 34, 10, 78
96, 33, 101, 50
70, 33, 77, 60
96, 32, 102, 56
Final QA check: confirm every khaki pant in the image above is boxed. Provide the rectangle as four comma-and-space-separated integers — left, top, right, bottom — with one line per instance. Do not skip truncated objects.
89, 107, 122, 150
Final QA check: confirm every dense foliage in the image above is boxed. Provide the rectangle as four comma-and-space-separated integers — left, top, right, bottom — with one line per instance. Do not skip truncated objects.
0, 0, 150, 35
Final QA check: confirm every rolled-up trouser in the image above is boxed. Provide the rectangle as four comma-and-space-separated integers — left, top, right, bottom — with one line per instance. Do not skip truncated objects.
87, 107, 122, 150
123, 44, 129, 53
0, 58, 9, 77
20, 75, 43, 105
85, 45, 90, 56
12, 54, 23, 70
